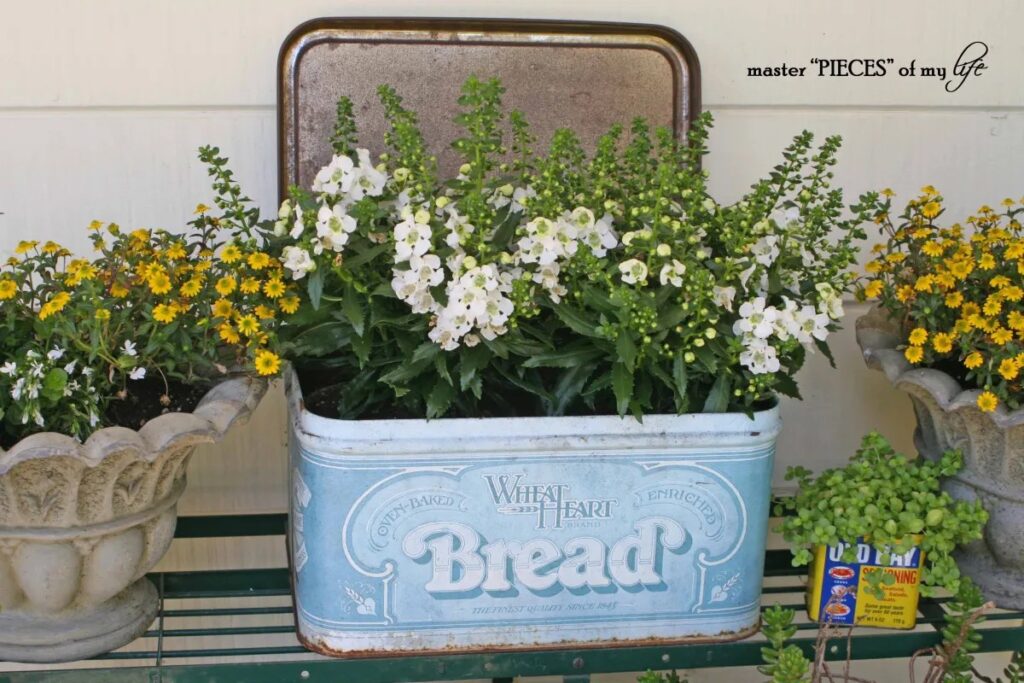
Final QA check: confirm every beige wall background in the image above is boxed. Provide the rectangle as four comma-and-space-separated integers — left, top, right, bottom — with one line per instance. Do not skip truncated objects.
0, 0, 1022, 678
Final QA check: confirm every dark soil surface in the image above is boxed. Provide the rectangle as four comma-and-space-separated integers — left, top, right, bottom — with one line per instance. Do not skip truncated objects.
104, 377, 215, 431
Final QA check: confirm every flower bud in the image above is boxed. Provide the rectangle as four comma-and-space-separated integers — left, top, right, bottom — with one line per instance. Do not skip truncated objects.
656, 243, 672, 257
414, 209, 431, 225
435, 196, 450, 208
459, 163, 472, 175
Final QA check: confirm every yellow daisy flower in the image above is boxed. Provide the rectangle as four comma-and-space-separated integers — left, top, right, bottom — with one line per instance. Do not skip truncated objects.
215, 276, 237, 296
95, 309, 111, 321
255, 304, 276, 320
862, 280, 883, 299
945, 292, 964, 308
220, 245, 243, 264
932, 333, 953, 354
15, 240, 38, 254
240, 277, 260, 294
254, 349, 281, 376
218, 323, 241, 344
998, 358, 1020, 381
211, 298, 234, 318
147, 271, 172, 295
263, 279, 286, 299
180, 278, 203, 298
152, 304, 177, 323
237, 315, 260, 337
110, 282, 130, 298
0, 279, 17, 300
905, 346, 924, 364
247, 252, 271, 270
279, 295, 300, 314
964, 352, 984, 369
908, 328, 928, 346
977, 391, 998, 412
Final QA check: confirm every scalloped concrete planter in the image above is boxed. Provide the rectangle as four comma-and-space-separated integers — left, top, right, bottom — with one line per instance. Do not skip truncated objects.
857, 307, 1024, 609
0, 377, 266, 663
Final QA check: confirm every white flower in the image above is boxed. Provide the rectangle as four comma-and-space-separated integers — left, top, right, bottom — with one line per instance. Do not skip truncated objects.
0, 362, 16, 376
739, 337, 781, 375
618, 259, 648, 285
281, 246, 316, 280
312, 154, 357, 196
122, 340, 137, 357
129, 367, 147, 381
47, 347, 64, 361
752, 235, 780, 267
516, 216, 578, 266
659, 259, 686, 287
712, 285, 736, 312
289, 206, 305, 240
394, 216, 432, 263
733, 297, 778, 339
578, 212, 618, 257
64, 360, 77, 375
274, 200, 293, 236
315, 203, 357, 253
795, 305, 831, 343
815, 282, 844, 320
349, 149, 388, 199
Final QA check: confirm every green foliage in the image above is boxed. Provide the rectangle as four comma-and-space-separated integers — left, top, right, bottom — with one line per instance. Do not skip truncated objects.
259, 75, 873, 420
759, 604, 811, 683
777, 432, 989, 597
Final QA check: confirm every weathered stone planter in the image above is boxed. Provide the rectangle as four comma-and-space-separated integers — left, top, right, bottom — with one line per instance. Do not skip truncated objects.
857, 306, 1024, 609
0, 377, 265, 663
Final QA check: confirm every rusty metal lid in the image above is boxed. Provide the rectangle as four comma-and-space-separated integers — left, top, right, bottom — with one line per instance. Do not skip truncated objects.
277, 17, 701, 198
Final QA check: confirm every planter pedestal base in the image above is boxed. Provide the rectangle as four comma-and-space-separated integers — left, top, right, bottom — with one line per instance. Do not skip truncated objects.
955, 547, 1024, 610
0, 579, 158, 663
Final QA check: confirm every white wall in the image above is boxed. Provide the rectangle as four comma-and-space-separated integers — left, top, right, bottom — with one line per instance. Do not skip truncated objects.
1, 0, 1021, 678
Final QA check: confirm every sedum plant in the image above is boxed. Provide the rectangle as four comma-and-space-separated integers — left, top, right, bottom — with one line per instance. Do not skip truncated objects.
0, 167, 297, 446
777, 432, 988, 596
859, 188, 1024, 414
241, 75, 875, 420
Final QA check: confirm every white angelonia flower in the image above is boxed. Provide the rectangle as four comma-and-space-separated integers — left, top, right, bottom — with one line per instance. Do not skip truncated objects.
533, 262, 567, 303
516, 216, 578, 266
752, 235, 780, 267
312, 154, 357, 196
618, 259, 648, 285
89, 411, 99, 427
11, 377, 25, 401
281, 246, 316, 280
47, 347, 64, 361
509, 186, 536, 213
0, 362, 16, 376
289, 206, 305, 240
315, 203, 357, 253
129, 367, 147, 381
794, 305, 831, 344
349, 149, 388, 199
815, 282, 844, 320
122, 340, 138, 357
659, 259, 686, 287
578, 212, 618, 257
712, 285, 737, 312
732, 297, 778, 339
274, 200, 293, 236
739, 337, 781, 375
393, 215, 432, 263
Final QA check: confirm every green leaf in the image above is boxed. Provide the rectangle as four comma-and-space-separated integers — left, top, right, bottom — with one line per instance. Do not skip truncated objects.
412, 341, 440, 365
343, 242, 388, 269
522, 345, 604, 368
814, 338, 836, 369
672, 351, 689, 409
774, 373, 802, 399
616, 333, 637, 372
611, 362, 634, 416
551, 363, 595, 416
703, 373, 730, 413
350, 329, 372, 366
341, 283, 365, 337
554, 306, 602, 338
289, 322, 351, 357
307, 268, 325, 310
41, 368, 68, 403
426, 380, 455, 419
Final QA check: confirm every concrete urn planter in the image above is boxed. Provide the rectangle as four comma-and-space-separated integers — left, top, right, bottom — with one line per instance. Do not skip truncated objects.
856, 306, 1024, 609
0, 376, 265, 663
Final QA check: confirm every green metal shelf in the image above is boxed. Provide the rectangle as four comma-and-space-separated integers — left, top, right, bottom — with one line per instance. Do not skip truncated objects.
1, 514, 1021, 683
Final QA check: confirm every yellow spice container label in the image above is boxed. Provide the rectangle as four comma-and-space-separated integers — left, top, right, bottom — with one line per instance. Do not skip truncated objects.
806, 538, 923, 629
